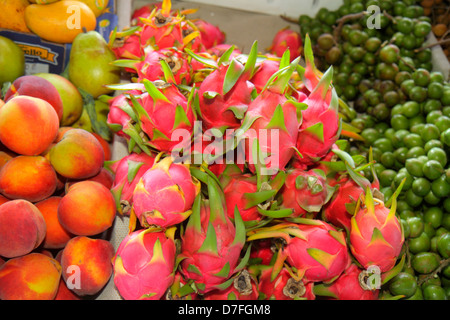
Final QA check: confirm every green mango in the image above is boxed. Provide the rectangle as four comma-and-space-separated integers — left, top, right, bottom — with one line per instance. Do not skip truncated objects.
68, 31, 120, 98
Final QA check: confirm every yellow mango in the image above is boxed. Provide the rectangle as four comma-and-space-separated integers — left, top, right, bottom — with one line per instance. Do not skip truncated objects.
0, 0, 31, 33
24, 1, 97, 44
76, 0, 109, 17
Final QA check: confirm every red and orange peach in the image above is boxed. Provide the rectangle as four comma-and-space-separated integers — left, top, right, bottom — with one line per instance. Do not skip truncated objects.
0, 96, 59, 156
58, 181, 116, 236
0, 199, 47, 258
60, 236, 115, 296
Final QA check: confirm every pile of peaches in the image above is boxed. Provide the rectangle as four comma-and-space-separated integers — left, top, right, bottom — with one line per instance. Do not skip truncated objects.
0, 75, 117, 300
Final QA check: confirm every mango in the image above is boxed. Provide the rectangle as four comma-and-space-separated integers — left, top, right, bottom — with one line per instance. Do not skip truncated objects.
0, 155, 57, 202
35, 196, 74, 249
0, 200, 47, 259
60, 236, 114, 296
0, 253, 61, 300
76, 0, 108, 17
24, 0, 97, 44
0, 96, 59, 156
34, 73, 84, 126
49, 128, 105, 179
58, 181, 116, 236
69, 30, 121, 98
0, 0, 31, 33
5, 75, 64, 122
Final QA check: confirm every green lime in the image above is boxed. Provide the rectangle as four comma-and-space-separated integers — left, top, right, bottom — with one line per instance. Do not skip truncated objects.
437, 233, 450, 259
391, 114, 410, 130
441, 128, 450, 146
405, 188, 423, 208
406, 158, 424, 177
395, 71, 412, 86
411, 252, 440, 274
430, 71, 445, 83
379, 44, 400, 64
424, 189, 441, 205
423, 160, 444, 180
424, 207, 443, 229
353, 62, 369, 75
394, 147, 409, 164
428, 82, 444, 99
362, 52, 377, 65
409, 115, 426, 129
349, 2, 364, 13
427, 110, 444, 124
361, 127, 382, 144
406, 146, 426, 159
407, 216, 424, 238
379, 169, 397, 187
372, 103, 390, 121
375, 62, 399, 81
424, 139, 444, 153
427, 147, 447, 168
415, 48, 432, 63
423, 99, 442, 114
402, 34, 418, 50
348, 72, 362, 86
431, 174, 450, 198
435, 115, 450, 133
381, 152, 395, 168
394, 170, 413, 190
412, 177, 431, 197
441, 89, 450, 105
421, 123, 441, 141
349, 47, 366, 62
396, 17, 414, 34
389, 272, 418, 298
343, 85, 358, 100
403, 133, 424, 149
423, 285, 447, 300
383, 90, 400, 107
401, 79, 415, 95
409, 86, 427, 102
408, 232, 430, 254
413, 21, 432, 38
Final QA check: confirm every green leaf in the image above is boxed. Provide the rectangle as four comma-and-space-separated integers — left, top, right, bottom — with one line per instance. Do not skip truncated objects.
78, 87, 112, 141
223, 59, 244, 95
218, 45, 236, 66
243, 190, 277, 209
185, 48, 218, 69
142, 79, 170, 103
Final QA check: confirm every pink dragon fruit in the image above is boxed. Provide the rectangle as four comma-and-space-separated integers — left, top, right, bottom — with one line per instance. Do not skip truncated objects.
268, 26, 302, 62
193, 19, 226, 49
313, 263, 380, 300
349, 186, 404, 273
258, 266, 315, 300
208, 44, 242, 60
131, 2, 163, 26
279, 168, 336, 218
132, 155, 201, 228
135, 79, 195, 153
294, 35, 341, 169
139, 0, 200, 51
108, 152, 156, 215
178, 175, 249, 294
164, 271, 199, 300
188, 41, 258, 132
136, 48, 192, 85
112, 34, 143, 62
112, 227, 176, 300
248, 219, 349, 283
203, 269, 259, 300
249, 57, 280, 93
240, 52, 301, 175
249, 239, 277, 266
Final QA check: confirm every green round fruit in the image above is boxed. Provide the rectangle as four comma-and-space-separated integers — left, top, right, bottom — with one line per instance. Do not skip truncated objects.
423, 285, 447, 300
0, 36, 25, 88
437, 233, 450, 259
389, 272, 418, 298
411, 252, 440, 274
408, 232, 430, 254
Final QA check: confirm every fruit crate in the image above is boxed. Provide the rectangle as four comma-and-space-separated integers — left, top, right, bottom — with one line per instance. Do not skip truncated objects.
99, 0, 450, 300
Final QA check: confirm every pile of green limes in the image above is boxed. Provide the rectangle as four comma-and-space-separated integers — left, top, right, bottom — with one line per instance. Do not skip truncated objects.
297, 0, 450, 300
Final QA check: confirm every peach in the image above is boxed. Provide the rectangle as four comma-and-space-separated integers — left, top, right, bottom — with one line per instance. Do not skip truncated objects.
0, 257, 5, 267
58, 181, 116, 236
92, 132, 112, 161
0, 253, 61, 300
0, 155, 57, 202
35, 196, 74, 249
60, 236, 115, 296
54, 278, 80, 300
0, 96, 59, 156
0, 194, 9, 205
0, 151, 13, 169
65, 167, 114, 190
0, 98, 4, 108
0, 199, 47, 258
49, 128, 105, 180
4, 75, 64, 121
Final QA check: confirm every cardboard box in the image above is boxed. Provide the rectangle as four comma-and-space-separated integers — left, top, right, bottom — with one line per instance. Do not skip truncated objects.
0, 0, 118, 76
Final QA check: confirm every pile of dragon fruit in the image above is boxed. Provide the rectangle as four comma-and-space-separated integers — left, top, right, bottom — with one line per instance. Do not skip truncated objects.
105, 0, 405, 300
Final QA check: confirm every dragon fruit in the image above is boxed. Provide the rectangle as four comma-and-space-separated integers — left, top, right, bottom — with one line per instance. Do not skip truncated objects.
294, 35, 341, 169
193, 19, 226, 49
108, 152, 156, 215
132, 155, 201, 228
313, 263, 380, 300
279, 168, 336, 218
136, 79, 195, 153
178, 175, 249, 294
257, 266, 315, 300
139, 0, 200, 52
240, 52, 301, 175
268, 26, 302, 62
349, 186, 404, 273
188, 41, 258, 132
248, 219, 349, 283
249, 239, 277, 266
112, 227, 176, 300
131, 2, 163, 26
165, 271, 199, 300
203, 269, 259, 300
249, 57, 280, 93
